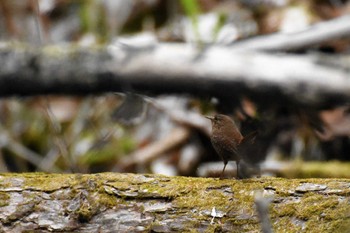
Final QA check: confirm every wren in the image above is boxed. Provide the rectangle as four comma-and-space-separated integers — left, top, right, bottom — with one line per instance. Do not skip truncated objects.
206, 114, 257, 179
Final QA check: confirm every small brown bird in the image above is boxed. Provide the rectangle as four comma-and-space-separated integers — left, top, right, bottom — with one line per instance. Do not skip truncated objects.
206, 114, 257, 179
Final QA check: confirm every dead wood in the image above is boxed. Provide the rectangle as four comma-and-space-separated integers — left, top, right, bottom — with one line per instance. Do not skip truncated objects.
0, 173, 349, 232
1, 41, 350, 108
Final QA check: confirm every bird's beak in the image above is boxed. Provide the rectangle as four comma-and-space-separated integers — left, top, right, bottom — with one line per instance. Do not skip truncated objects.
205, 116, 214, 120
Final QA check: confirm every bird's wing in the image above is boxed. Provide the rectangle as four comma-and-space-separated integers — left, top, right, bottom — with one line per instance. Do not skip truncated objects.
237, 131, 258, 155
221, 140, 239, 155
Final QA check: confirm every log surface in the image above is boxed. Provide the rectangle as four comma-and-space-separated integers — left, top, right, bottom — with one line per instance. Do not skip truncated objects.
1, 42, 350, 108
0, 173, 349, 232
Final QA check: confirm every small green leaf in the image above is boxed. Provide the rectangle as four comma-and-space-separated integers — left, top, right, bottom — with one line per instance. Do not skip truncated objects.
180, 0, 202, 44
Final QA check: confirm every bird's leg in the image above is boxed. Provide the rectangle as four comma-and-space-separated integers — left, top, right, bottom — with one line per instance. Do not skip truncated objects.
236, 160, 241, 179
220, 161, 227, 180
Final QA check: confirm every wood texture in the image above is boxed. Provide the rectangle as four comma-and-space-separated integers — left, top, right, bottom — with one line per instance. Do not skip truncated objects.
1, 42, 350, 108
0, 173, 349, 232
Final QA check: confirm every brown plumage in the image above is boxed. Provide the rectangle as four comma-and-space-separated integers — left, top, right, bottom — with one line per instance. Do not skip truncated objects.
206, 114, 257, 179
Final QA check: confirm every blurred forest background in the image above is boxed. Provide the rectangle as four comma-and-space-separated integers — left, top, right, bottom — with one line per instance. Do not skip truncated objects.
1, 0, 350, 177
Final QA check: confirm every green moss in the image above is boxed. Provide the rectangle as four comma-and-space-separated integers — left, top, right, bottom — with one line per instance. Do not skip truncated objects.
296, 194, 339, 220
0, 192, 10, 207
203, 223, 222, 233
273, 202, 297, 217
269, 182, 350, 232
22, 173, 76, 191
282, 161, 350, 178
144, 176, 232, 209
272, 216, 303, 233
1, 173, 350, 232
75, 201, 95, 222
332, 219, 350, 233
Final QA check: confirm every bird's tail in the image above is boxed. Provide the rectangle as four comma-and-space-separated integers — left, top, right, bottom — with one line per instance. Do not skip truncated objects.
241, 131, 258, 145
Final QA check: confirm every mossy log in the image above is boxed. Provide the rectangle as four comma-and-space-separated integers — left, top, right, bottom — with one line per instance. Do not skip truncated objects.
275, 161, 350, 179
0, 173, 350, 232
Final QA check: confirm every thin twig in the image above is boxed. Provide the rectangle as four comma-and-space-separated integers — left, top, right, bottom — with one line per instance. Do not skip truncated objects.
116, 127, 190, 169
0, 129, 60, 172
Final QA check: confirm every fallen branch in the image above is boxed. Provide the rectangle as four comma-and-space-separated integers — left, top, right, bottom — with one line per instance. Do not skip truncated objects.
1, 41, 350, 108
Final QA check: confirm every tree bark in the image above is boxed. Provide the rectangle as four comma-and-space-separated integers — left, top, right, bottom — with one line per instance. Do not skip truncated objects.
1, 42, 350, 108
0, 173, 349, 232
